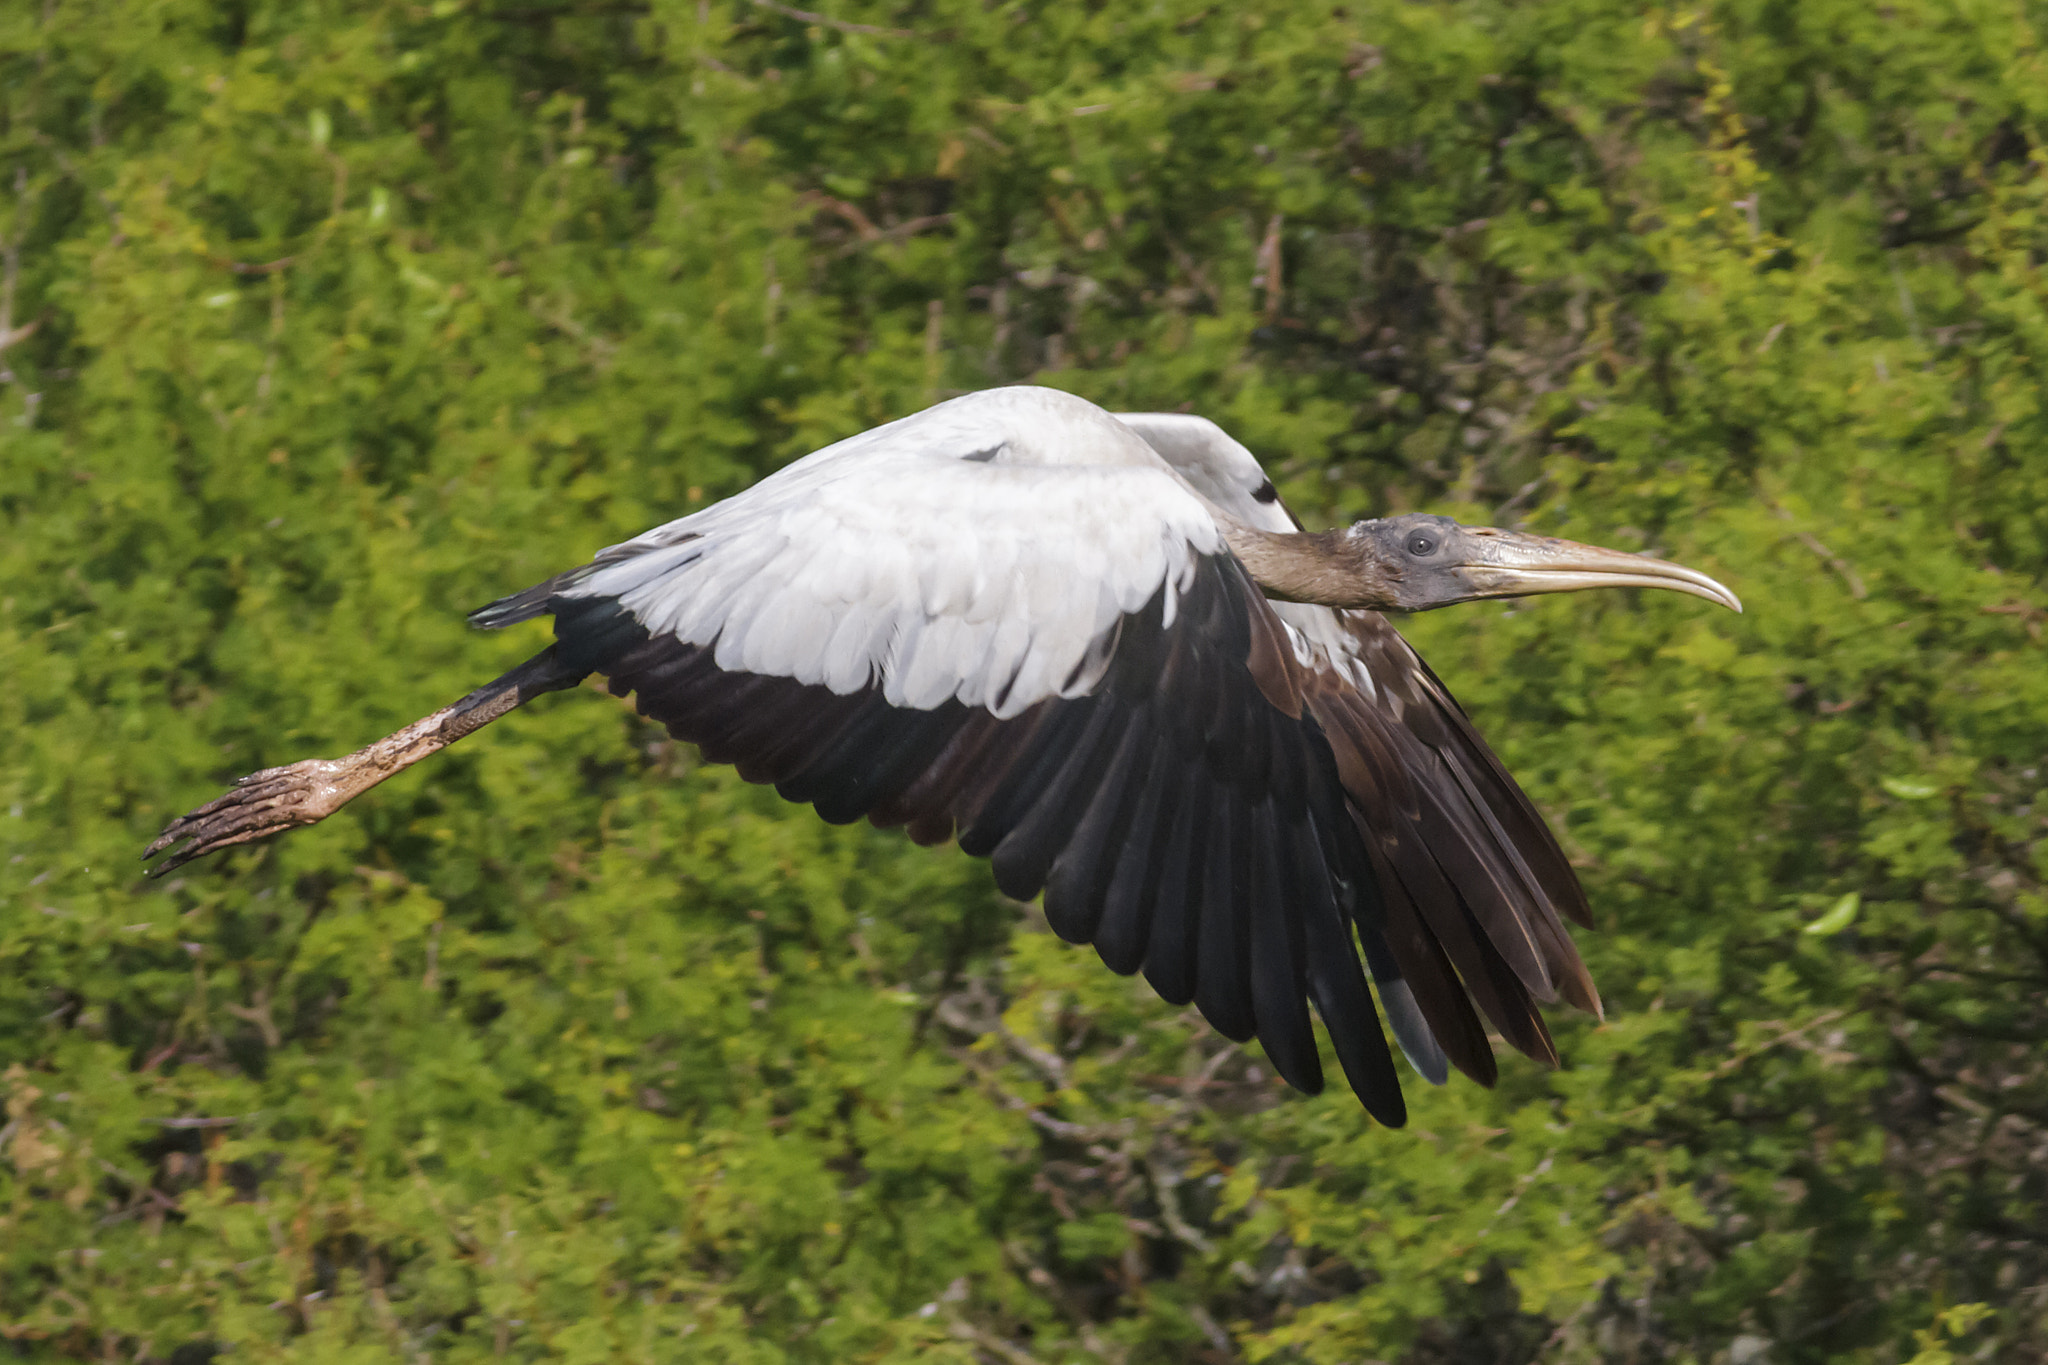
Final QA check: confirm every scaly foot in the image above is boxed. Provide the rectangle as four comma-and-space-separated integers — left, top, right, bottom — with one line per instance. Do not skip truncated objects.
143, 757, 359, 876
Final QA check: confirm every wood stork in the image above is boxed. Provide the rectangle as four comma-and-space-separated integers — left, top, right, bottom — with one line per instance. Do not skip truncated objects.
145, 386, 1738, 1124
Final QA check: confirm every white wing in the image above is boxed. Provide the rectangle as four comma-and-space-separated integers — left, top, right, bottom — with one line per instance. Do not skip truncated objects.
548, 388, 1225, 717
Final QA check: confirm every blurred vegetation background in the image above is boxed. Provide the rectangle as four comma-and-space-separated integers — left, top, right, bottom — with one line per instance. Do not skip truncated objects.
3, 0, 2046, 1359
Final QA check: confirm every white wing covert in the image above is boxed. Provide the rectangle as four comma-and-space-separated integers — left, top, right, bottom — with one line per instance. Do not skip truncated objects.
572, 458, 1222, 717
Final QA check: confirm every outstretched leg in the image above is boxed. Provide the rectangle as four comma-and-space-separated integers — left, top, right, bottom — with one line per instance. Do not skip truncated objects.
144, 648, 587, 876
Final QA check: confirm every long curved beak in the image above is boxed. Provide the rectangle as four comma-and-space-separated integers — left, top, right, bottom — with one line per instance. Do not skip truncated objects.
1454, 528, 1742, 612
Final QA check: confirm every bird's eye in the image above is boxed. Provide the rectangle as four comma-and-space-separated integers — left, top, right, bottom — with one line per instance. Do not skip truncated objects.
1251, 480, 1278, 504
1406, 533, 1438, 557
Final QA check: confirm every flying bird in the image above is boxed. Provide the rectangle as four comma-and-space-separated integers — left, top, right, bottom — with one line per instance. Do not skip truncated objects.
146, 386, 1738, 1125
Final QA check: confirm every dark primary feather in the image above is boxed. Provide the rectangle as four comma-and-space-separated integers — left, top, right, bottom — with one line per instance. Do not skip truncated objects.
988, 699, 1123, 898
1091, 749, 1176, 975
1140, 775, 1204, 1009
1040, 712, 1155, 943
1194, 795, 1255, 1044
1246, 798, 1322, 1092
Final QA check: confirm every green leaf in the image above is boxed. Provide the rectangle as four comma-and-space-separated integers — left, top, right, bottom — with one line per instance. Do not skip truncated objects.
1881, 777, 1941, 800
1804, 892, 1862, 936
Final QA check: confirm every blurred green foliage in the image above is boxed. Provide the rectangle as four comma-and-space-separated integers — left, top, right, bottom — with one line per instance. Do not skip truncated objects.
2, 0, 2046, 1359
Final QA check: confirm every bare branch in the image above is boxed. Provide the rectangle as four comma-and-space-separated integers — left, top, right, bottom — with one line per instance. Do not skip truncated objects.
1143, 1152, 1215, 1254
747, 0, 915, 37
1769, 503, 1867, 599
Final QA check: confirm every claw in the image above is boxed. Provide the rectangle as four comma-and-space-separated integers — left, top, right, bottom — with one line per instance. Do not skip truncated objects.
142, 758, 347, 875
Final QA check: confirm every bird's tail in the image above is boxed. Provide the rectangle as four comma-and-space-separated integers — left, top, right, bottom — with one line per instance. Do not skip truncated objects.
470, 537, 695, 629
468, 570, 584, 629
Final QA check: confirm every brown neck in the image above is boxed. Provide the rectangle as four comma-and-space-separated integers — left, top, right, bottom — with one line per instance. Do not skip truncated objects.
1222, 525, 1382, 607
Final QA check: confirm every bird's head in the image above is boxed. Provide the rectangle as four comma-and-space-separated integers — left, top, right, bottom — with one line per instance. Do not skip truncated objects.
1338, 514, 1742, 613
